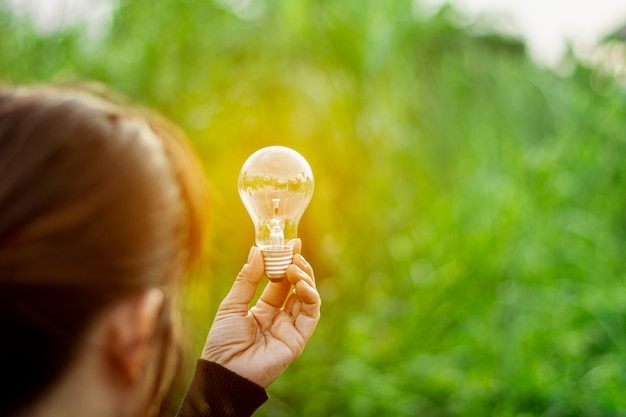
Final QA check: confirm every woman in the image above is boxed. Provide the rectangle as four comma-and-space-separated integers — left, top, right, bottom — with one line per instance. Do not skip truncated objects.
0, 85, 321, 417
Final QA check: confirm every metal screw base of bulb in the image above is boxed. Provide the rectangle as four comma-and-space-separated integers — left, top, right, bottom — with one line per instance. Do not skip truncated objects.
261, 247, 293, 282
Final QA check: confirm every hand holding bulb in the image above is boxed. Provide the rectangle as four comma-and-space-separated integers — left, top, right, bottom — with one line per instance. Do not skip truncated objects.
201, 146, 320, 388
201, 239, 321, 388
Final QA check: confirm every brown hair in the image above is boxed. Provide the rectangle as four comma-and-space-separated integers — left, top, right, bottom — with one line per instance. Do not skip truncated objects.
0, 85, 208, 416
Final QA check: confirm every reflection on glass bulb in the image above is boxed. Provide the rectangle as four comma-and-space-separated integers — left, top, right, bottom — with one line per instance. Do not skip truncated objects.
238, 146, 314, 281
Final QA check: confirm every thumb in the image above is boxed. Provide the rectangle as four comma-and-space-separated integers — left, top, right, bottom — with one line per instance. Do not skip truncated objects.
219, 246, 264, 313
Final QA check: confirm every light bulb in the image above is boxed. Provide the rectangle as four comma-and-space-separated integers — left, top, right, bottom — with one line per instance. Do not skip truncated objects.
238, 146, 314, 281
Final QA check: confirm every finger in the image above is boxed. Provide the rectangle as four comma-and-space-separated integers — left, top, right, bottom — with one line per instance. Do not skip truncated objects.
290, 280, 320, 338
258, 278, 291, 308
285, 293, 306, 318
293, 238, 302, 256
292, 254, 315, 284
286, 264, 321, 318
286, 263, 315, 289
292, 277, 321, 314
283, 291, 299, 316
220, 246, 264, 312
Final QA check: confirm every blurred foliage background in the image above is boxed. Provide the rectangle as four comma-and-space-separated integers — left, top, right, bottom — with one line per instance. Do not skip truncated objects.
3, 0, 626, 415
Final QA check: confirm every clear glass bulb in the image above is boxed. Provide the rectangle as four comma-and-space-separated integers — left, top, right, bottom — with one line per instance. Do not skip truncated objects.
238, 146, 314, 281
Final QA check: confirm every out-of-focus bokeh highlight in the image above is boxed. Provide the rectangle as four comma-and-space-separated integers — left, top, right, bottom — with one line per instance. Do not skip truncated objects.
3, 0, 626, 415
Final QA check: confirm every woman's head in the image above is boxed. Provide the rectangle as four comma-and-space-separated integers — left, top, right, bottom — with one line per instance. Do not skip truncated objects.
0, 85, 207, 416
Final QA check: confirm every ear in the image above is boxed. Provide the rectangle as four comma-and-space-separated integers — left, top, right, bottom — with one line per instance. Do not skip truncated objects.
100, 288, 165, 385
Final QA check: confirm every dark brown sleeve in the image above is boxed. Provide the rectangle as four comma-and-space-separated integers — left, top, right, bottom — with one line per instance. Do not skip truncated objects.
176, 359, 269, 417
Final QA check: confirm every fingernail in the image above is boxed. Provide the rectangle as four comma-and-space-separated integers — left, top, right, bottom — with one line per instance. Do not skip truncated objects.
247, 246, 255, 263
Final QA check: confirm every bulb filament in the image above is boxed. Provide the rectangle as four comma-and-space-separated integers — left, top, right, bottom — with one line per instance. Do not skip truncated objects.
267, 198, 285, 248
272, 198, 280, 216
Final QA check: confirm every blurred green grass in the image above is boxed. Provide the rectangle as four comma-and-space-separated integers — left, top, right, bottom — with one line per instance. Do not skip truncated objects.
3, 0, 626, 415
